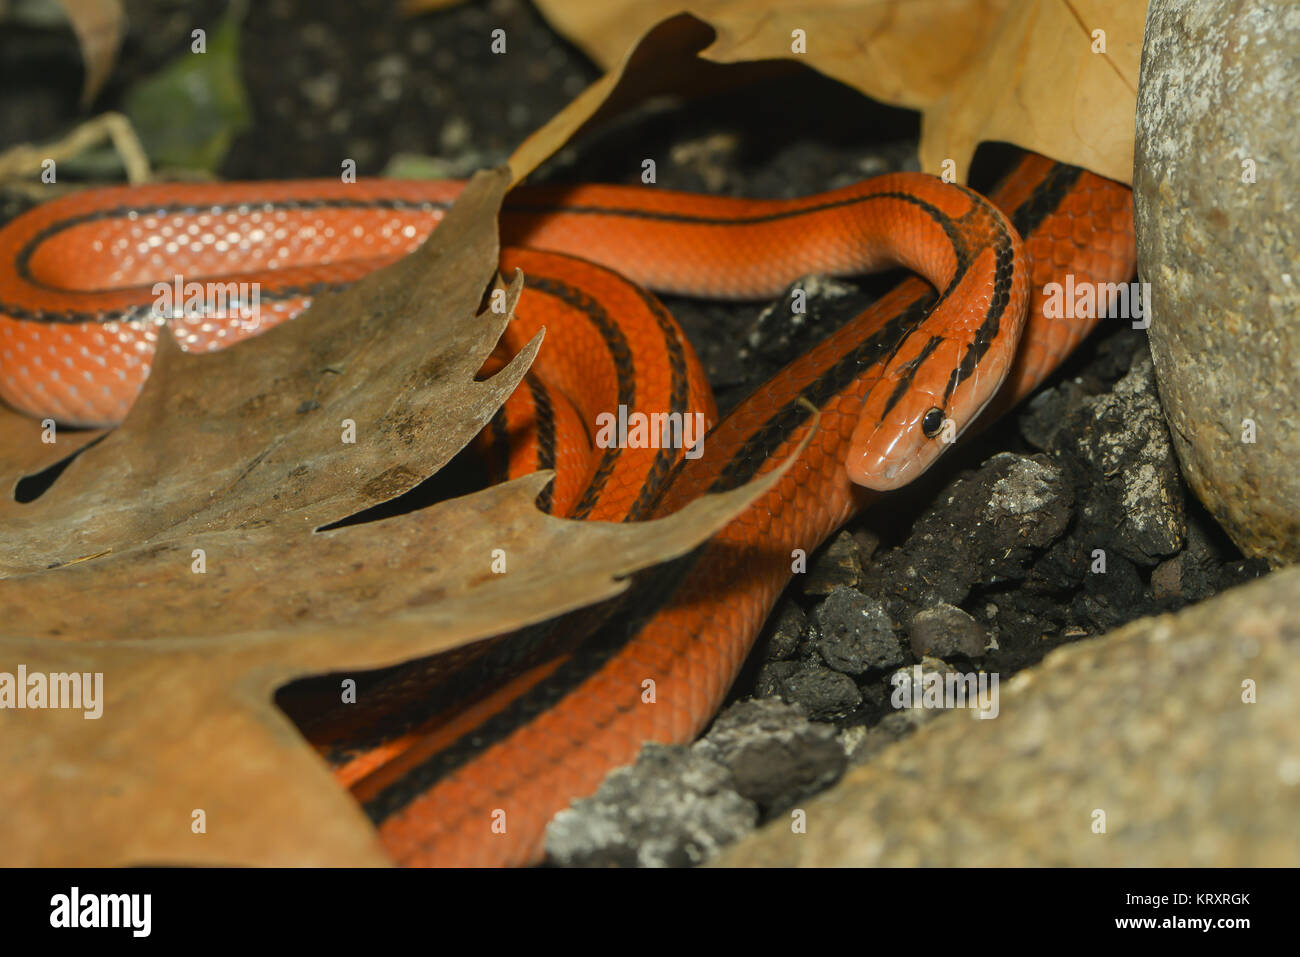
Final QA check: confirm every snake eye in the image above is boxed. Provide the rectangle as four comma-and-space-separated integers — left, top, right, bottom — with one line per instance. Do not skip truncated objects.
921, 407, 946, 438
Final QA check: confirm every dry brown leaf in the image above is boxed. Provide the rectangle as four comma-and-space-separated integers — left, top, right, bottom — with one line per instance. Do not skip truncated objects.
0, 168, 788, 865
530, 0, 1145, 183
0, 170, 529, 577
509, 14, 734, 182
0, 406, 104, 491
0, 466, 781, 865
56, 0, 125, 106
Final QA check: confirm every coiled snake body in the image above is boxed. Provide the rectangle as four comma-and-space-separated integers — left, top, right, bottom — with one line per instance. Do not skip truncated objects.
0, 152, 1136, 864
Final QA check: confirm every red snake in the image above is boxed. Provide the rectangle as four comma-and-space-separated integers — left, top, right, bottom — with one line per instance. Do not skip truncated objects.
0, 151, 1135, 865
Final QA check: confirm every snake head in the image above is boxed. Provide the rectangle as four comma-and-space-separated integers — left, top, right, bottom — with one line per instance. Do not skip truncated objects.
847, 200, 1029, 492
847, 296, 1020, 491
846, 334, 968, 490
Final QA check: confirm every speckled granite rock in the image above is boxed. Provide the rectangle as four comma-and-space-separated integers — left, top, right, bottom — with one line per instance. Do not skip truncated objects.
712, 566, 1299, 866
1134, 0, 1300, 565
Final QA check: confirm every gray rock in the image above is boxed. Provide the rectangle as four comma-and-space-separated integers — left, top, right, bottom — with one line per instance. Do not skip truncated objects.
840, 708, 936, 765
909, 603, 988, 659
813, 585, 903, 674
1062, 354, 1185, 565
545, 743, 756, 867
760, 601, 807, 662
764, 658, 862, 720
754, 660, 800, 699
693, 698, 845, 814
746, 274, 861, 364
801, 531, 866, 596
713, 566, 1300, 866
862, 453, 1073, 623
1134, 0, 1300, 566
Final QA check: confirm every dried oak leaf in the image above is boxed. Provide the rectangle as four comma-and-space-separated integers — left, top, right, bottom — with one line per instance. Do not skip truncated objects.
0, 168, 786, 865
529, 0, 1144, 184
